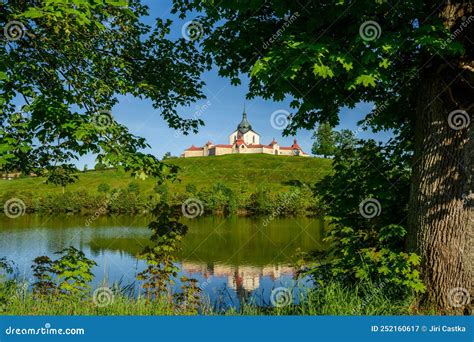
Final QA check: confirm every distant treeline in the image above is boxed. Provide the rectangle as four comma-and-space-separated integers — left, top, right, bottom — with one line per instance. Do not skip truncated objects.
1, 182, 321, 217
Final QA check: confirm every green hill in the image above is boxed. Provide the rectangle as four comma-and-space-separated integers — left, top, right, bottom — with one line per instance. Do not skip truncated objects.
0, 154, 332, 195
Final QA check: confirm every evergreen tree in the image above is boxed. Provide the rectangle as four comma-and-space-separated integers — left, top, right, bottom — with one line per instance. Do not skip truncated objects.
311, 123, 336, 158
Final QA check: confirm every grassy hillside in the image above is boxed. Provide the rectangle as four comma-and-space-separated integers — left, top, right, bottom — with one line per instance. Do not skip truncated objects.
0, 154, 332, 195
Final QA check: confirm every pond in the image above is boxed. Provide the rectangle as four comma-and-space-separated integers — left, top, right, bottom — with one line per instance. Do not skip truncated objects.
0, 214, 328, 310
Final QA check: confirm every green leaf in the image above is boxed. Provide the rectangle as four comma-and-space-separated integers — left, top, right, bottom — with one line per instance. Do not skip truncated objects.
336, 56, 353, 71
379, 58, 390, 69
355, 74, 377, 87
22, 8, 45, 18
250, 60, 265, 77
407, 253, 421, 266
312, 63, 334, 79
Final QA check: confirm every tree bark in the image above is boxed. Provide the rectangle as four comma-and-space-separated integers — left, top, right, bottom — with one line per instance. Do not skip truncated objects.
409, 68, 472, 313
408, 1, 473, 313
467, 121, 473, 315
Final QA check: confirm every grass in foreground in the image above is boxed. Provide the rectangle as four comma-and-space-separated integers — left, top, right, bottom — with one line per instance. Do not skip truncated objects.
1, 282, 424, 316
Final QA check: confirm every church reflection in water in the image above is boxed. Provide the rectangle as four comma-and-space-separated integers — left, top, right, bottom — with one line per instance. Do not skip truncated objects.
181, 261, 296, 304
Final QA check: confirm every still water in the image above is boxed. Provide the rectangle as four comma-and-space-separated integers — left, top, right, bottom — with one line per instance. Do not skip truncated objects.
0, 215, 328, 309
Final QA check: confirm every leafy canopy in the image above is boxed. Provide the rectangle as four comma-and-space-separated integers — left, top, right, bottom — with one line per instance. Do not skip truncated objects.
173, 0, 469, 133
1, 0, 210, 182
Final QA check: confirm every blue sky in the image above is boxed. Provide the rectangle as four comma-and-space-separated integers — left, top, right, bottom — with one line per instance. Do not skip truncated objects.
77, 0, 392, 168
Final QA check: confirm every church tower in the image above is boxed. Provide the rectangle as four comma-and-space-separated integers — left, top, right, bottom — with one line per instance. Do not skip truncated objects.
237, 107, 252, 134
229, 108, 260, 145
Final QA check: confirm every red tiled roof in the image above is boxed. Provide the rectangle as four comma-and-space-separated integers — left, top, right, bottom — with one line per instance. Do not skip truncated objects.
291, 139, 302, 150
185, 145, 204, 151
235, 139, 246, 147
278, 139, 306, 153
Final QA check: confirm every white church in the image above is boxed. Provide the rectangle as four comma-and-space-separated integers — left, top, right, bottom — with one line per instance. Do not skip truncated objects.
181, 109, 309, 158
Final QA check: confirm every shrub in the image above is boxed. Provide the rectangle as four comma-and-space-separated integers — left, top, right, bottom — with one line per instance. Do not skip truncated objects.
137, 201, 188, 298
94, 162, 106, 171
300, 138, 424, 293
32, 247, 96, 297
274, 186, 316, 216
127, 181, 140, 194
97, 183, 111, 193
0, 258, 15, 312
198, 183, 237, 215
247, 186, 274, 215
153, 183, 169, 202
184, 183, 197, 195
112, 188, 151, 213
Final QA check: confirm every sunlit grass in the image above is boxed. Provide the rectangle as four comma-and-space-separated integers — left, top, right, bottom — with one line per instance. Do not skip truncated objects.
0, 154, 332, 195
1, 281, 422, 316
4, 295, 177, 316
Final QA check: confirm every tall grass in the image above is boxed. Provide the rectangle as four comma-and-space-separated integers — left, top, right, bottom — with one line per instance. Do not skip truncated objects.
237, 282, 420, 315
5, 295, 180, 316
1, 280, 421, 316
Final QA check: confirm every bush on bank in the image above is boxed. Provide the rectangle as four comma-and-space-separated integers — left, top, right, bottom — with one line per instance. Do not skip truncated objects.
0, 182, 320, 217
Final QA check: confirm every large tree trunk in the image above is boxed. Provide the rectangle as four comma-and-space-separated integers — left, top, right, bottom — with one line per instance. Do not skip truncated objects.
467, 121, 473, 316
408, 2, 473, 314
408, 69, 472, 313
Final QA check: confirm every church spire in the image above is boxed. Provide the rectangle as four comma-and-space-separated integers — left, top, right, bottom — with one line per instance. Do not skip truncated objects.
237, 104, 252, 134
